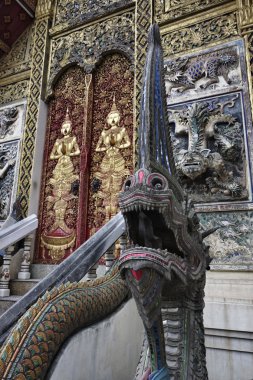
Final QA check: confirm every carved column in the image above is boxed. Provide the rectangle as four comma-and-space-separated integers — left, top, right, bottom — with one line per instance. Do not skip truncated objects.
0, 245, 14, 297
105, 244, 115, 272
18, 235, 33, 280
17, 0, 54, 215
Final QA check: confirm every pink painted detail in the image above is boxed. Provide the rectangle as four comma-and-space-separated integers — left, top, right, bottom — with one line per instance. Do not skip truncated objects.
131, 269, 143, 281
138, 170, 145, 184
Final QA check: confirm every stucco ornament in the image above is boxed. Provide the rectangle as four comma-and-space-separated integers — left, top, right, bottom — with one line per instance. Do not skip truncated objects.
170, 100, 243, 197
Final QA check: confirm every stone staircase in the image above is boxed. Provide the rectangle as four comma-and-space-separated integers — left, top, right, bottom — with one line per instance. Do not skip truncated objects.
0, 264, 57, 316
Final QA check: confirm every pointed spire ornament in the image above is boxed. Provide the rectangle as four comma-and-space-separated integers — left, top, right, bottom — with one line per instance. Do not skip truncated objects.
62, 108, 71, 128
139, 23, 176, 176
110, 94, 118, 113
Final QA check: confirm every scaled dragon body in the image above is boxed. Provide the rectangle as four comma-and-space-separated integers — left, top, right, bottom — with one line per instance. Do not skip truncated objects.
0, 264, 128, 380
119, 25, 215, 379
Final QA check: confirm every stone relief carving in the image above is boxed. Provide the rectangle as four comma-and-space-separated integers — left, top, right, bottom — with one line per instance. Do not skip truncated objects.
48, 12, 134, 95
53, 0, 133, 29
0, 81, 29, 105
155, 0, 229, 23
169, 93, 247, 202
165, 46, 240, 101
0, 142, 18, 221
0, 107, 19, 139
198, 211, 253, 269
0, 103, 25, 142
161, 13, 238, 58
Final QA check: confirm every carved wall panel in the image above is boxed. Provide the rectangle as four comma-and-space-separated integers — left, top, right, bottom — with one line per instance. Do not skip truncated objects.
155, 0, 231, 23
161, 13, 238, 58
87, 53, 134, 236
0, 102, 26, 223
165, 42, 243, 104
0, 25, 34, 80
165, 39, 253, 210
169, 93, 248, 203
53, 0, 133, 31
47, 11, 134, 96
35, 66, 91, 264
0, 81, 29, 109
199, 211, 253, 270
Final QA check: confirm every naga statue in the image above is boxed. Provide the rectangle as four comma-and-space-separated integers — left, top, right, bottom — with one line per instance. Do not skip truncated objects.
119, 24, 216, 379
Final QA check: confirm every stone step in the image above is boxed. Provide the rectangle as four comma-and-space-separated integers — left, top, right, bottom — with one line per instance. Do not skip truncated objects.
0, 295, 21, 317
10, 279, 40, 296
31, 264, 58, 279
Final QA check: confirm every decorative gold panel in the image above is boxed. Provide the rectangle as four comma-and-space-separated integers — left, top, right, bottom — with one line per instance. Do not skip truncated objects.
17, 18, 50, 215
162, 13, 238, 57
47, 11, 134, 97
155, 0, 231, 23
87, 53, 134, 235
0, 25, 34, 80
0, 81, 29, 105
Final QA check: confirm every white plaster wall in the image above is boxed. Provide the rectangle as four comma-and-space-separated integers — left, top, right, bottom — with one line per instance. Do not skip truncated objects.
47, 298, 144, 380
204, 271, 253, 380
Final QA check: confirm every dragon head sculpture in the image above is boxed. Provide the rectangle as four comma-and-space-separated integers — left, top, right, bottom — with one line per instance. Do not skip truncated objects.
119, 24, 215, 379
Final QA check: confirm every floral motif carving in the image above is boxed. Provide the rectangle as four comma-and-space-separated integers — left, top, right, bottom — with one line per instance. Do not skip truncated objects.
162, 13, 238, 57
0, 26, 33, 79
198, 211, 253, 269
87, 54, 134, 236
54, 0, 133, 30
0, 81, 29, 107
36, 66, 88, 264
48, 12, 134, 96
155, 0, 230, 23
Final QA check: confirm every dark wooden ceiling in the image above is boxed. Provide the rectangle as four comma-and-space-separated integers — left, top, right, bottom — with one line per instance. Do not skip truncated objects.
0, 0, 37, 59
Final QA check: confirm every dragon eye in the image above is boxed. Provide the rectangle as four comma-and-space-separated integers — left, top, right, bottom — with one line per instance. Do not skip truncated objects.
151, 178, 163, 190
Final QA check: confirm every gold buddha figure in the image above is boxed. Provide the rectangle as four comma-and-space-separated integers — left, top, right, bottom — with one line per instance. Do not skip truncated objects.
41, 109, 80, 261
94, 96, 131, 222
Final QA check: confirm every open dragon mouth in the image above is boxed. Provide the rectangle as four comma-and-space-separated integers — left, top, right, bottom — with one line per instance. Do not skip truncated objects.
121, 205, 185, 259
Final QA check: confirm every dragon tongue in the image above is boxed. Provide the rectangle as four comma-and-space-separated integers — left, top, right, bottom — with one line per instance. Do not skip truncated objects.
131, 269, 143, 281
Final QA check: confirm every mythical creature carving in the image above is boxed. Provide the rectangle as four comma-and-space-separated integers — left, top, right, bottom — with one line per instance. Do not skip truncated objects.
0, 107, 19, 139
169, 96, 245, 199
0, 143, 17, 220
119, 25, 214, 379
165, 48, 239, 94
0, 264, 128, 379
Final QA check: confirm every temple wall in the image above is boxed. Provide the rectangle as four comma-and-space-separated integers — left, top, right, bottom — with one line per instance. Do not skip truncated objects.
47, 298, 144, 380
0, 0, 253, 378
